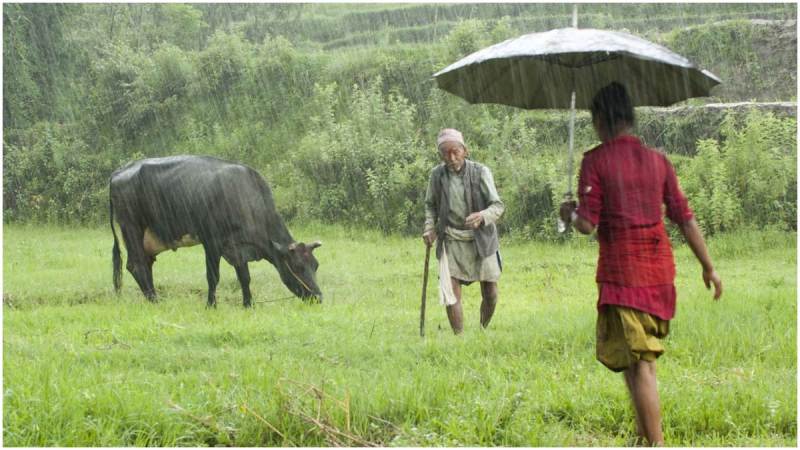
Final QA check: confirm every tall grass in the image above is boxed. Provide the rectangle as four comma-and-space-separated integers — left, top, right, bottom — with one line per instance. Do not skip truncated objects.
3, 224, 796, 446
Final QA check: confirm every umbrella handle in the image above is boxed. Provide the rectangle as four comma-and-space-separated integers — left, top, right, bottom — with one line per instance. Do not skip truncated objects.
560, 86, 577, 234
566, 89, 576, 196
572, 4, 578, 28
568, 3, 578, 194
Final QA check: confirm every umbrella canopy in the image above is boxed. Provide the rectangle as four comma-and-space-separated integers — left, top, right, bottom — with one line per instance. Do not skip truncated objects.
433, 27, 721, 109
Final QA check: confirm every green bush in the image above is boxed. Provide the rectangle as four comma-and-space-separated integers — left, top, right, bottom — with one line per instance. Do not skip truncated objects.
195, 31, 250, 98
680, 111, 796, 234
681, 138, 743, 234
87, 43, 143, 138
246, 35, 321, 120
119, 44, 192, 141
292, 78, 433, 233
445, 19, 490, 60
3, 122, 120, 224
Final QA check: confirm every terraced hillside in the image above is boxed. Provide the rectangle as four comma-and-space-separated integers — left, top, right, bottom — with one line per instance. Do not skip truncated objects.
3, 3, 797, 236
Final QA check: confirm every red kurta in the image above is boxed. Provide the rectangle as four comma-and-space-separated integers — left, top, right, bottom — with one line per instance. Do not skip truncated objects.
575, 135, 693, 320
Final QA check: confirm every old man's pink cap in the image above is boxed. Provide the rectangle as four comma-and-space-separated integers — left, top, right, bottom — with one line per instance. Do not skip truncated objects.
437, 128, 465, 148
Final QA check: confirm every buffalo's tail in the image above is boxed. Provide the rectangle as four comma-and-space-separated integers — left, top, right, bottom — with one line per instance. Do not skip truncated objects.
110, 193, 122, 293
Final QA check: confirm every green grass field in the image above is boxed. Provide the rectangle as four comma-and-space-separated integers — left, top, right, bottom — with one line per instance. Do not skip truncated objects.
3, 224, 796, 446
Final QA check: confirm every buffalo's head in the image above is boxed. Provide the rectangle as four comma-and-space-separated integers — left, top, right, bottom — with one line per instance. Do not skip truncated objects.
272, 240, 322, 302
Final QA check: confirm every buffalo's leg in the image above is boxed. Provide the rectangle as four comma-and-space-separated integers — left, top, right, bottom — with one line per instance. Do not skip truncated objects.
120, 224, 157, 301
234, 263, 252, 308
204, 245, 221, 308
145, 254, 156, 297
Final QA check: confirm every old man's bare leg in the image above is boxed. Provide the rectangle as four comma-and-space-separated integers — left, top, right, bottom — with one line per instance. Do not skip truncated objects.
479, 281, 498, 328
446, 278, 464, 334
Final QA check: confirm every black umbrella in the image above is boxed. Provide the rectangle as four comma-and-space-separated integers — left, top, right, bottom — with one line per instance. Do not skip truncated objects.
433, 27, 720, 110
433, 20, 721, 210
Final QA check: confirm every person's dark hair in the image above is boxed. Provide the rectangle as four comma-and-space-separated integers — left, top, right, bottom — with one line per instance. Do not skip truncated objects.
590, 82, 634, 137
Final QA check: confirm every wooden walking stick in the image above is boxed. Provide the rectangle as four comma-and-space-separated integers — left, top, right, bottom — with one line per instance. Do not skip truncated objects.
420, 243, 432, 337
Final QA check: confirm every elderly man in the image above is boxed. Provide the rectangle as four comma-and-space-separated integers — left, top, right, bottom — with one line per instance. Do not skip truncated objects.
423, 128, 505, 334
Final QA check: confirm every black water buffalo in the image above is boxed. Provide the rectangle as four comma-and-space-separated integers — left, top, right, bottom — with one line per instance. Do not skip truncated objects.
110, 155, 322, 307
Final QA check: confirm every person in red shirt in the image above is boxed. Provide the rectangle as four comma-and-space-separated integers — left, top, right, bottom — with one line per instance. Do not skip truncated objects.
560, 82, 723, 446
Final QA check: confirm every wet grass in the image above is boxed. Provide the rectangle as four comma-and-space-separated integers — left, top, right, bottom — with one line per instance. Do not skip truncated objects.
3, 223, 796, 446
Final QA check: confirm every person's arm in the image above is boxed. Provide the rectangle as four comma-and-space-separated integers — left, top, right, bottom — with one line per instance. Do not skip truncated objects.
679, 219, 722, 300
661, 155, 721, 299
466, 165, 505, 229
559, 154, 600, 235
573, 214, 595, 234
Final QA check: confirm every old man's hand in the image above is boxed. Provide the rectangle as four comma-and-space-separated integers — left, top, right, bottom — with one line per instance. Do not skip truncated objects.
559, 200, 577, 224
422, 230, 436, 247
465, 212, 484, 229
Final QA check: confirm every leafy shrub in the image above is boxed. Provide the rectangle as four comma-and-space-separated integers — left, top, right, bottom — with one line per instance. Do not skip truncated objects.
681, 138, 743, 234
154, 4, 208, 50
195, 31, 249, 97
292, 78, 433, 233
3, 122, 120, 223
246, 35, 324, 124
445, 19, 489, 59
148, 44, 193, 102
680, 110, 796, 233
88, 43, 144, 138
119, 44, 193, 141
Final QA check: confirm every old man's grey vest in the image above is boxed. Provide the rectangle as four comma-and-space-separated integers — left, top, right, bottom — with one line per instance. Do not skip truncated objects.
431, 159, 499, 260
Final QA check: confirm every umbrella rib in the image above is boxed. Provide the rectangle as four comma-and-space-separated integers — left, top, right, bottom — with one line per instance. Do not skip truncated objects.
468, 62, 533, 107
461, 53, 625, 107
538, 52, 623, 69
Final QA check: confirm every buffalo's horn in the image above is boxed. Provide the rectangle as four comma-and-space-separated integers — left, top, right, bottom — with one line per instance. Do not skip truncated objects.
288, 242, 297, 251
308, 240, 322, 250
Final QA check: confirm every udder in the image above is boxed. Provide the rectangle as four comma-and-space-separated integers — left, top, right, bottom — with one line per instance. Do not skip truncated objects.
143, 228, 200, 256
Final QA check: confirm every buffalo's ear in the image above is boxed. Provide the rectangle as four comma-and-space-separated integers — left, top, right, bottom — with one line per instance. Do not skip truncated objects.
308, 240, 322, 251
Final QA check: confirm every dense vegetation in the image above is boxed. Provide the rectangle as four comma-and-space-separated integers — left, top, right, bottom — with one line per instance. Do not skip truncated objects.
3, 3, 797, 238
